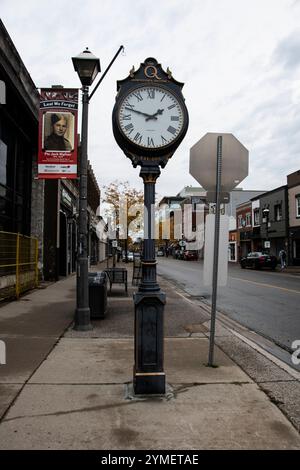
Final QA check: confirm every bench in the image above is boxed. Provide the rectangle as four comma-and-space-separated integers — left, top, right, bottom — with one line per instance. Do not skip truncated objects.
104, 267, 128, 294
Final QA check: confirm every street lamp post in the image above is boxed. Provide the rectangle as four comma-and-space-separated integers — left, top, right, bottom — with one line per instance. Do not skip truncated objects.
262, 207, 270, 252
72, 48, 101, 331
71, 46, 123, 330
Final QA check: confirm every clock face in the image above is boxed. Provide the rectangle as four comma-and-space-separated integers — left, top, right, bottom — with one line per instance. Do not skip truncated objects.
117, 85, 185, 149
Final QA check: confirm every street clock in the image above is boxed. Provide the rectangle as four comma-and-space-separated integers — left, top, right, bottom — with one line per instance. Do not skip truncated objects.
112, 58, 189, 395
112, 58, 189, 168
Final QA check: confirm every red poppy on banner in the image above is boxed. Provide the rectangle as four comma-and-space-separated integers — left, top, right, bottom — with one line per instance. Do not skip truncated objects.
38, 88, 79, 179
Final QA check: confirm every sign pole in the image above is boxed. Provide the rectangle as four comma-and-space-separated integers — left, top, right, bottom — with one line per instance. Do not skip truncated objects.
189, 132, 249, 365
208, 136, 222, 367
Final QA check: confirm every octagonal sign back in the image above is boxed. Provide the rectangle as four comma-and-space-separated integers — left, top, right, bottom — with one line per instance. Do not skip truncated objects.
189, 133, 249, 193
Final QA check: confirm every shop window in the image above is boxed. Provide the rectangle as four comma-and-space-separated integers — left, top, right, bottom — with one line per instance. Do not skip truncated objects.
0, 116, 32, 234
238, 215, 243, 228
274, 203, 282, 221
253, 209, 260, 226
245, 212, 251, 226
296, 195, 300, 218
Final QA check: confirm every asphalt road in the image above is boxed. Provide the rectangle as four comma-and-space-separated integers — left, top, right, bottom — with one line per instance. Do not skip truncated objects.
157, 257, 300, 353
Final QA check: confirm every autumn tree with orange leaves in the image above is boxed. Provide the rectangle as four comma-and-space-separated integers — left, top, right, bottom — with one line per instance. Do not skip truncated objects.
101, 181, 144, 261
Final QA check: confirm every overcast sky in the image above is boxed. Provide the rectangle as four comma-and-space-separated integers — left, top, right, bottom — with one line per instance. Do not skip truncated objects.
1, 0, 300, 200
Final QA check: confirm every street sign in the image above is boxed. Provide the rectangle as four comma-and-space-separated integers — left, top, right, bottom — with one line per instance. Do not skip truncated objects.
179, 240, 186, 247
189, 133, 249, 202
203, 214, 229, 286
112, 240, 118, 248
264, 241, 270, 248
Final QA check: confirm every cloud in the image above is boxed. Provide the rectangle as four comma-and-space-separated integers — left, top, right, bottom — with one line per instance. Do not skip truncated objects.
1, 0, 300, 199
273, 30, 300, 69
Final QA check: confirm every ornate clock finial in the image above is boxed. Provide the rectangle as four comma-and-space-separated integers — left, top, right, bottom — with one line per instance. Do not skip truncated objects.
166, 67, 173, 79
129, 65, 135, 78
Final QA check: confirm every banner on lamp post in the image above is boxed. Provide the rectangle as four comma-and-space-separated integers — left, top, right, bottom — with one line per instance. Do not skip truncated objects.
38, 88, 79, 179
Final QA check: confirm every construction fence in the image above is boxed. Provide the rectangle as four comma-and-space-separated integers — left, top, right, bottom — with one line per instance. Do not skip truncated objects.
0, 231, 39, 301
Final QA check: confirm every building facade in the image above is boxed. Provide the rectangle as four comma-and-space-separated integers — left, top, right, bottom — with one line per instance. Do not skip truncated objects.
226, 188, 266, 231
159, 186, 264, 260
287, 170, 300, 265
43, 159, 102, 281
157, 195, 185, 255
0, 20, 45, 298
0, 20, 104, 298
259, 186, 289, 259
228, 229, 238, 262
0, 20, 42, 237
236, 201, 252, 258
235, 185, 289, 261
250, 197, 262, 252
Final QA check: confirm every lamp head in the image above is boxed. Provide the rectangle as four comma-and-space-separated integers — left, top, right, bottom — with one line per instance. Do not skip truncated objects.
72, 48, 101, 86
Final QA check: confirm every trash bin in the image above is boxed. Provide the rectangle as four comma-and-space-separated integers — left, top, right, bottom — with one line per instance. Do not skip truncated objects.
88, 271, 108, 319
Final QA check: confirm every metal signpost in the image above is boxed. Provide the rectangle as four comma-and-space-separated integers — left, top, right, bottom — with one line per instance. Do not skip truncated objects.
208, 136, 222, 366
190, 133, 249, 366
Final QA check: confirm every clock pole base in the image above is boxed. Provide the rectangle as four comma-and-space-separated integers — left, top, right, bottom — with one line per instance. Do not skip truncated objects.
134, 370, 166, 395
133, 290, 166, 395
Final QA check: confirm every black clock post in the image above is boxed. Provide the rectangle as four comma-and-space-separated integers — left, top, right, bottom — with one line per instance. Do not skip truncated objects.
112, 58, 188, 394
134, 164, 165, 394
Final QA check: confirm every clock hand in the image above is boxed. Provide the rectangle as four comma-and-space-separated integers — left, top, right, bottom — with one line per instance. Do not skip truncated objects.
124, 107, 157, 119
145, 109, 164, 121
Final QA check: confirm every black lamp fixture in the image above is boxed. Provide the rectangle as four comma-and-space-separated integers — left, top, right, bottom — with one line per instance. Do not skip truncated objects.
262, 207, 270, 220
72, 48, 101, 86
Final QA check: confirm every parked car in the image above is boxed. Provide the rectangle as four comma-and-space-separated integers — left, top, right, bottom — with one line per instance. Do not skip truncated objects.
240, 252, 277, 270
183, 250, 198, 261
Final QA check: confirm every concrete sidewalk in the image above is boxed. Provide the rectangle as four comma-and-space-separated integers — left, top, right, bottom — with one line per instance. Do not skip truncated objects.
0, 264, 300, 449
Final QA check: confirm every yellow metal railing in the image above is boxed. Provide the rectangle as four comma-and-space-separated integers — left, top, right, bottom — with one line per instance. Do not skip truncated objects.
0, 231, 39, 300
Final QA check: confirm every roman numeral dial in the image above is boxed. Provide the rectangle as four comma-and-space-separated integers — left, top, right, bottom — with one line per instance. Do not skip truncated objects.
118, 85, 184, 149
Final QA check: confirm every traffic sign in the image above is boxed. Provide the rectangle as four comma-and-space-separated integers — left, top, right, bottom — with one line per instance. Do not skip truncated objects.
189, 133, 248, 201
190, 133, 249, 366
203, 214, 229, 286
